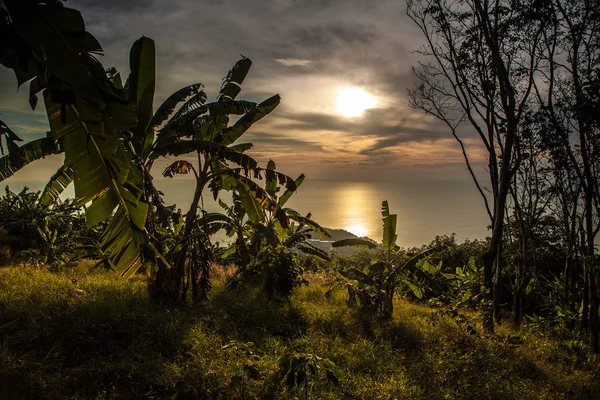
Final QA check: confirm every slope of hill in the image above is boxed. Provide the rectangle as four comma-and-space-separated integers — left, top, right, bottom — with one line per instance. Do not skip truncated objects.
1, 266, 598, 399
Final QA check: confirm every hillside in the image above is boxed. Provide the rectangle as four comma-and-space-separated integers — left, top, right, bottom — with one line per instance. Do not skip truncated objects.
1, 265, 598, 399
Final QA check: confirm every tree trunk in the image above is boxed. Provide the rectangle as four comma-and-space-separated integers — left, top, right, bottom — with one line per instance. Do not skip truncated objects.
563, 256, 572, 310
589, 270, 599, 353
513, 285, 523, 328
494, 249, 503, 324
236, 227, 249, 279
483, 252, 495, 333
149, 267, 182, 306
582, 267, 590, 329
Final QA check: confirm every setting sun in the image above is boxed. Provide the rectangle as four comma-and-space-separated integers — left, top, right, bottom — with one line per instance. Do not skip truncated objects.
336, 87, 377, 117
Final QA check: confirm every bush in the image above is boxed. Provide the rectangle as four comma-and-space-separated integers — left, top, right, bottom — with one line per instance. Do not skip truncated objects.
249, 245, 306, 298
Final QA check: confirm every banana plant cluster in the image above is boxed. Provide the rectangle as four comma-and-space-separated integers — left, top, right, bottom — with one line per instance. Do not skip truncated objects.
251, 160, 331, 260
0, 1, 305, 303
0, 186, 95, 267
146, 58, 303, 303
0, 1, 159, 278
329, 200, 432, 318
200, 160, 331, 280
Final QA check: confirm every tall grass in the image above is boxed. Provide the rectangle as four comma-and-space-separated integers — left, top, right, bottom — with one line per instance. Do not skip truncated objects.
1, 265, 598, 399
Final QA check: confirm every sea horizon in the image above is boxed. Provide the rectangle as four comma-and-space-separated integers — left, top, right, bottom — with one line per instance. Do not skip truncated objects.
3, 176, 491, 249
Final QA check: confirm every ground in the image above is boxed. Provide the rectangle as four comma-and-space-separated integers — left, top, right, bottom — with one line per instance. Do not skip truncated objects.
0, 264, 598, 399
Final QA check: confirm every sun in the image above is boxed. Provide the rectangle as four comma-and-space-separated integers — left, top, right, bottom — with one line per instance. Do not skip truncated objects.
336, 87, 377, 117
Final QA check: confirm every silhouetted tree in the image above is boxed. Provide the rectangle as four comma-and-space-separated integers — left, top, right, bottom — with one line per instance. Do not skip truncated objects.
533, 0, 600, 351
408, 0, 547, 331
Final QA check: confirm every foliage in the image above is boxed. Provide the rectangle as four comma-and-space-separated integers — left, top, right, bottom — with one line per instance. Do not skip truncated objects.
0, 186, 97, 268
330, 200, 433, 318
1, 266, 599, 399
248, 245, 306, 298
270, 352, 341, 399
246, 160, 331, 262
0, 2, 159, 278
148, 57, 297, 304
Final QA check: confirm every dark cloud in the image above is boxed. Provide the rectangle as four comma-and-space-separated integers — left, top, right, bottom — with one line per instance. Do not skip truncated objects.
245, 131, 325, 152
274, 106, 451, 145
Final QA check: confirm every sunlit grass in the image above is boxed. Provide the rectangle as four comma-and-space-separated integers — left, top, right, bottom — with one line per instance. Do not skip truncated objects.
0, 265, 598, 399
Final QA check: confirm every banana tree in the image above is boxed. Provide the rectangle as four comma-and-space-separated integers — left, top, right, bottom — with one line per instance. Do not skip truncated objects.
149, 58, 298, 304
0, 2, 160, 278
0, 1, 299, 305
199, 195, 251, 275
329, 200, 432, 318
248, 160, 331, 261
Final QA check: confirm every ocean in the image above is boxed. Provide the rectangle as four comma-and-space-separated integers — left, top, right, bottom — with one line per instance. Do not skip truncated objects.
4, 176, 491, 248
156, 177, 491, 248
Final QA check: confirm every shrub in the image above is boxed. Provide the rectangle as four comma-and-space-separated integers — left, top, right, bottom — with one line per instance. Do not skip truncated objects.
249, 245, 306, 298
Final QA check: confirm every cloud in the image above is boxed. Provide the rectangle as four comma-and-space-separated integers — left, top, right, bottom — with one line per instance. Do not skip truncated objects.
275, 58, 314, 67
0, 0, 478, 182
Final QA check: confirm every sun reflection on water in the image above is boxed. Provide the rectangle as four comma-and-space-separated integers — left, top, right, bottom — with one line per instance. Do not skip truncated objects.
335, 183, 379, 239
346, 224, 368, 237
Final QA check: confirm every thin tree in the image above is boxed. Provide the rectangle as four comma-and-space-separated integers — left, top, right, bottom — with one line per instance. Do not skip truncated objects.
407, 0, 546, 331
533, 0, 600, 351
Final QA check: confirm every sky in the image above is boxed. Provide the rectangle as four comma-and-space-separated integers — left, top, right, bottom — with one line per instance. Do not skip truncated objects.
0, 0, 489, 184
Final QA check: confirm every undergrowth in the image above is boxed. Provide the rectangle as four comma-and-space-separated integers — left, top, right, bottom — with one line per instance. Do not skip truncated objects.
0, 265, 598, 399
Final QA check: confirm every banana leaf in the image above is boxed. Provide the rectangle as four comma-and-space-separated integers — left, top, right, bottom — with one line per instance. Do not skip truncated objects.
332, 238, 378, 249
40, 164, 74, 205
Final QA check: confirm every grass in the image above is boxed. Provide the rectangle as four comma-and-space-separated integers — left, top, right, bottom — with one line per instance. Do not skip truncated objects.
1, 265, 599, 399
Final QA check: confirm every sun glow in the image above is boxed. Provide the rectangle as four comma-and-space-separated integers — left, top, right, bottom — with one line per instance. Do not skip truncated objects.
336, 87, 377, 117
346, 223, 368, 237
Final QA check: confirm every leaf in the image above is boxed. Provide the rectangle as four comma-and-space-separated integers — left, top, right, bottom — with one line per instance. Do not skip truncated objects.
265, 159, 277, 197
149, 83, 204, 130
286, 210, 331, 239
381, 200, 398, 251
162, 160, 196, 178
284, 229, 311, 247
381, 199, 391, 218
389, 248, 435, 281
369, 260, 385, 276
218, 94, 281, 145
332, 238, 378, 249
323, 359, 341, 386
0, 119, 23, 150
217, 57, 252, 102
128, 37, 156, 156
229, 175, 288, 228
278, 174, 304, 207
407, 281, 424, 299
45, 96, 148, 278
296, 242, 331, 261
199, 212, 233, 235
29, 76, 45, 110
6, 2, 103, 102
154, 140, 259, 170
340, 267, 375, 285
232, 167, 297, 192
167, 90, 209, 126
40, 164, 74, 205
228, 142, 253, 153
236, 185, 266, 226
0, 137, 57, 181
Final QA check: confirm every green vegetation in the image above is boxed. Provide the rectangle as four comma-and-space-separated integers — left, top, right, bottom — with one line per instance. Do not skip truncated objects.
1, 265, 599, 399
0, 0, 599, 397
330, 201, 433, 318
